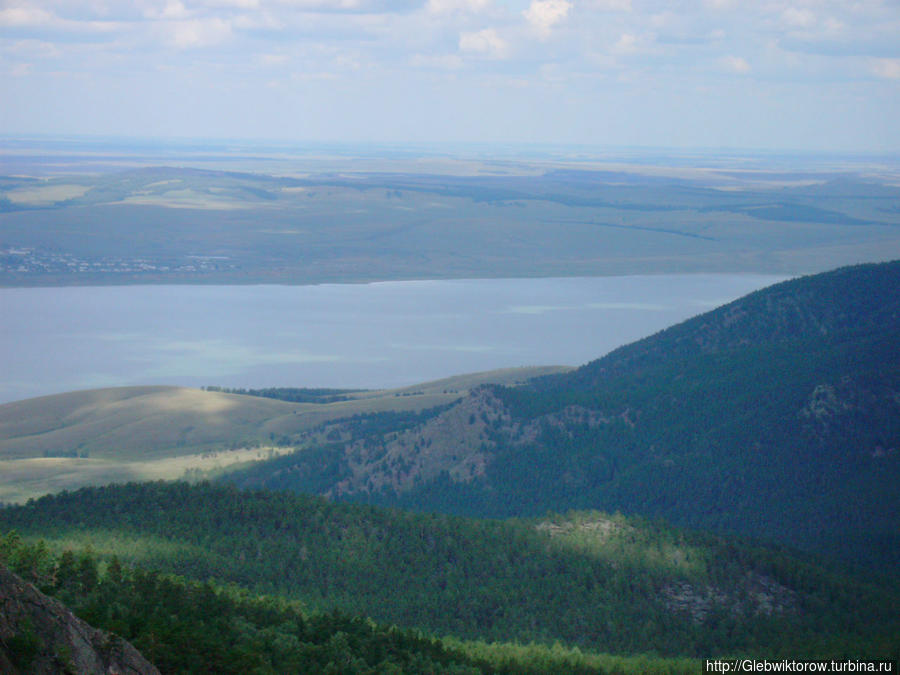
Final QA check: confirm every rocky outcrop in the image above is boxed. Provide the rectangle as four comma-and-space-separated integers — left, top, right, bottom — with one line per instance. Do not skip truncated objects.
662, 572, 798, 623
325, 387, 635, 498
0, 566, 159, 675
329, 387, 504, 496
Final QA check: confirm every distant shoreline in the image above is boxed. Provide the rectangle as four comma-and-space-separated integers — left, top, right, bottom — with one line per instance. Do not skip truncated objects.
0, 274, 785, 406
0, 268, 794, 289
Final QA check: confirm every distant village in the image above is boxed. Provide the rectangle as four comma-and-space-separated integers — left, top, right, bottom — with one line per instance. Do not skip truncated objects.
0, 246, 236, 277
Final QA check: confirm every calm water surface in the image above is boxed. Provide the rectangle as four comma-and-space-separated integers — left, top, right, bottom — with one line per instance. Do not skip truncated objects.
1, 275, 784, 403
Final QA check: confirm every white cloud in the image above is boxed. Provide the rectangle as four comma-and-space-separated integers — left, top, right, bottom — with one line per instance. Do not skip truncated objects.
611, 32, 638, 54
144, 0, 192, 20
585, 0, 630, 10
459, 28, 508, 58
782, 7, 816, 28
2, 0, 899, 150
167, 17, 233, 47
202, 0, 261, 7
0, 6, 56, 27
0, 4, 123, 34
721, 54, 751, 73
871, 57, 900, 79
426, 0, 490, 14
523, 0, 571, 37
272, 0, 366, 9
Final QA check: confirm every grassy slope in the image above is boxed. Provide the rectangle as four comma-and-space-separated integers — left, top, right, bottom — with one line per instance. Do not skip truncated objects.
0, 367, 568, 503
0, 386, 297, 460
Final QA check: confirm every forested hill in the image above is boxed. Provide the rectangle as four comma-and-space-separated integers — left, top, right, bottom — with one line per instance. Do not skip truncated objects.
1, 481, 897, 661
223, 261, 900, 569
531, 260, 900, 391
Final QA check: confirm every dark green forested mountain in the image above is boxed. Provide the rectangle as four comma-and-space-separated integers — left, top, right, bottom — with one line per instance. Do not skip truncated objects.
223, 261, 900, 568
1, 481, 897, 664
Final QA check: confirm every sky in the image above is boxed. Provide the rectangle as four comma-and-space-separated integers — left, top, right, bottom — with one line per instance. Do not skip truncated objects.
1, 0, 899, 151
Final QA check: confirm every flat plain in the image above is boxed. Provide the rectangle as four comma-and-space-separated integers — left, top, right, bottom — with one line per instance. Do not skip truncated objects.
3, 143, 900, 286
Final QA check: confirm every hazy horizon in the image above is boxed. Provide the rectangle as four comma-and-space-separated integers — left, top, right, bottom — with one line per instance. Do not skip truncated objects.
2, 1, 899, 153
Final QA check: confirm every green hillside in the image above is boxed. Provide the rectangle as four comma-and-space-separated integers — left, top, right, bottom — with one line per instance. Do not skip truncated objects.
0, 367, 566, 504
0, 535, 701, 675
223, 261, 900, 568
0, 482, 896, 661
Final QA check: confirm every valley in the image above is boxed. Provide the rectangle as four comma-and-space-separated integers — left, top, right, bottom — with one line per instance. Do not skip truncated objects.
2, 147, 898, 672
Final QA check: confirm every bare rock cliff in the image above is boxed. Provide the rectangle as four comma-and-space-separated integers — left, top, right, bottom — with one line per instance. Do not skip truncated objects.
0, 566, 159, 675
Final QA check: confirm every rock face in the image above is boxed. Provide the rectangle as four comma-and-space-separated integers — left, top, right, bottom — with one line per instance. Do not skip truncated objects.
0, 566, 159, 675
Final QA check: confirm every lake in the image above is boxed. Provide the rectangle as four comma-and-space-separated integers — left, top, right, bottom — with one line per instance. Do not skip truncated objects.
0, 275, 785, 404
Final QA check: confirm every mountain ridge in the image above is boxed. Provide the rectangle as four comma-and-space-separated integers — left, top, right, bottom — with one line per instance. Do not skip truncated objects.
539, 260, 900, 389
224, 261, 900, 569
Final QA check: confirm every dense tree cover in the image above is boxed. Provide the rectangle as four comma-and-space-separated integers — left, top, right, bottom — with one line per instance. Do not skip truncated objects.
0, 533, 707, 674
540, 260, 900, 388
0, 482, 896, 661
329, 406, 455, 438
259, 405, 456, 453
203, 386, 366, 404
392, 330, 900, 569
0, 534, 497, 674
224, 262, 900, 569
